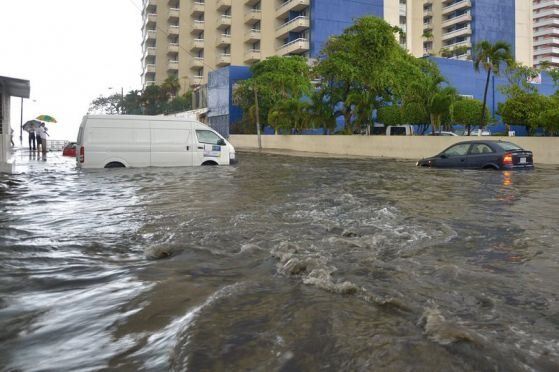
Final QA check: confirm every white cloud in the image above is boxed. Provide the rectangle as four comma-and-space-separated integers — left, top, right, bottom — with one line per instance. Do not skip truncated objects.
1, 0, 143, 142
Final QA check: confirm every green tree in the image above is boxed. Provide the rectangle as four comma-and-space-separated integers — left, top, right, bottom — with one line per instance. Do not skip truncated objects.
306, 90, 339, 134
497, 92, 553, 135
530, 108, 559, 136
452, 98, 489, 134
161, 76, 181, 98
88, 94, 123, 115
402, 102, 429, 133
316, 16, 420, 134
473, 40, 513, 126
234, 56, 312, 132
377, 105, 402, 126
268, 99, 311, 134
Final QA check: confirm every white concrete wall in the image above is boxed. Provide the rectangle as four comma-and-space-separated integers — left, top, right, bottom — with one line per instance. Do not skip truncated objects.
230, 135, 559, 165
0, 90, 12, 173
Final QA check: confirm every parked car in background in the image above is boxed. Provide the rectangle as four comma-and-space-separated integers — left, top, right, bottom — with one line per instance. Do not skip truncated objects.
417, 141, 534, 170
386, 125, 414, 136
62, 142, 77, 157
429, 131, 458, 136
468, 129, 491, 136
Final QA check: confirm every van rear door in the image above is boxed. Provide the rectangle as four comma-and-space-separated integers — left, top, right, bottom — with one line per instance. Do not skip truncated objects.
150, 123, 193, 167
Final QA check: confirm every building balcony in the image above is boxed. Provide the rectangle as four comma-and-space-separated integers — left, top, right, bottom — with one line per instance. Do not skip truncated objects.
534, 46, 559, 56
191, 38, 205, 51
145, 46, 157, 58
190, 20, 205, 33
534, 0, 559, 11
442, 25, 472, 41
168, 25, 180, 35
442, 0, 471, 15
143, 0, 157, 15
168, 60, 179, 71
191, 2, 205, 16
190, 76, 204, 87
275, 16, 309, 38
244, 49, 261, 63
244, 9, 262, 25
217, 0, 231, 11
217, 15, 232, 29
143, 13, 157, 29
534, 17, 559, 28
424, 9, 433, 17
443, 39, 471, 50
277, 38, 309, 56
245, 29, 261, 43
276, 0, 310, 19
534, 8, 559, 19
216, 33, 231, 47
145, 64, 156, 73
245, 0, 260, 6
190, 57, 205, 69
534, 27, 559, 37
423, 22, 432, 30
534, 55, 559, 65
168, 43, 180, 53
442, 13, 472, 28
534, 37, 559, 47
216, 53, 231, 67
168, 8, 180, 20
144, 80, 156, 88
145, 29, 157, 41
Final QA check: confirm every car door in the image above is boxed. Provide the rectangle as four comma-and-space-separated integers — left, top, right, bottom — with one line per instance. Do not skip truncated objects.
467, 143, 496, 168
433, 143, 472, 168
193, 129, 229, 165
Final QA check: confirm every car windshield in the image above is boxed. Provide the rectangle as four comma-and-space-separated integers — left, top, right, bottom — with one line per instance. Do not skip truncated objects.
496, 142, 522, 151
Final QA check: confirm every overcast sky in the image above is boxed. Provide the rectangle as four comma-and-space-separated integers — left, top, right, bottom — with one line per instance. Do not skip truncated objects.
1, 0, 143, 142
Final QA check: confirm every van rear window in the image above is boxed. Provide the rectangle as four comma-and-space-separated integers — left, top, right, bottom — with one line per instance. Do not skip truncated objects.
390, 127, 407, 136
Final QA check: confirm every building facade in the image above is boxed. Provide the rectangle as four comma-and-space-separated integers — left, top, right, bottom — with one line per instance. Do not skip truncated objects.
533, 0, 559, 67
140, 0, 534, 93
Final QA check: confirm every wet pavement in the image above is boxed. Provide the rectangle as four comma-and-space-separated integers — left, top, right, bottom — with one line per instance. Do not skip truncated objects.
1, 149, 559, 371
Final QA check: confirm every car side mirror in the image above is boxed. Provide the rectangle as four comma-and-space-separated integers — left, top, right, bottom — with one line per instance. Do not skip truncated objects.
217, 138, 226, 146
440, 154, 447, 159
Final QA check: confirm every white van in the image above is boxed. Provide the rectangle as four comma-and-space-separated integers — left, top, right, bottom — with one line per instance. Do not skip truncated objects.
76, 115, 236, 168
386, 125, 414, 136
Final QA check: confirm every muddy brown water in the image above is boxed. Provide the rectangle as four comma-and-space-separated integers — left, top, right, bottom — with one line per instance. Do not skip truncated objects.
1, 151, 559, 371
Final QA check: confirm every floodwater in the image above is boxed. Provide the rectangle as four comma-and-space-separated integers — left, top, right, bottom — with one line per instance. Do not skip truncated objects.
1, 150, 559, 371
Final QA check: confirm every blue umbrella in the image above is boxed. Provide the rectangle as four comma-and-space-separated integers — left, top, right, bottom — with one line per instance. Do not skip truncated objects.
22, 120, 42, 132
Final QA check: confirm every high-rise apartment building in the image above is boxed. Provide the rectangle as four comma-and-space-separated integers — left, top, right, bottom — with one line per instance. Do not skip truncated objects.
533, 0, 559, 67
140, 0, 533, 93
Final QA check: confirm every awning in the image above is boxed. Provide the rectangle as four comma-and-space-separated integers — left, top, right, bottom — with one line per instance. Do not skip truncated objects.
0, 75, 31, 98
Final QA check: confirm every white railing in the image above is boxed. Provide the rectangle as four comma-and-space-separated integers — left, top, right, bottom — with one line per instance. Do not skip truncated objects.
276, 16, 309, 30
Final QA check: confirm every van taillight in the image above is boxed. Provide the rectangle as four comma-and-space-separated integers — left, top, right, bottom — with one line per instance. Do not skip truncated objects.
503, 153, 513, 165
79, 146, 85, 163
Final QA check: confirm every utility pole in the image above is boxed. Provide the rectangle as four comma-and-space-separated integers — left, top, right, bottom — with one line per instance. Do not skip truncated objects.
254, 86, 262, 151
19, 98, 23, 145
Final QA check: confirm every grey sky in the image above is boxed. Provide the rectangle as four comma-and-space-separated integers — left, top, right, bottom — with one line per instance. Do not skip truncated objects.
0, 0, 143, 142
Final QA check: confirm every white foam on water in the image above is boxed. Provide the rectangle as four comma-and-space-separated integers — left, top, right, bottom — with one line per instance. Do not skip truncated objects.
5, 276, 151, 371
131, 282, 245, 370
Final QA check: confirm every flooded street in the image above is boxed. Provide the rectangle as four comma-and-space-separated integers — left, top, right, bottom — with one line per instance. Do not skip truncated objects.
1, 151, 559, 371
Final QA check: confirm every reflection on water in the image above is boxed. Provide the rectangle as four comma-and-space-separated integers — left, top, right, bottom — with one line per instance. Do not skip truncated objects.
1, 151, 559, 371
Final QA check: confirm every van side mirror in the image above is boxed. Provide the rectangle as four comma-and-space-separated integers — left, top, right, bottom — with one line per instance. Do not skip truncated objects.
217, 138, 226, 146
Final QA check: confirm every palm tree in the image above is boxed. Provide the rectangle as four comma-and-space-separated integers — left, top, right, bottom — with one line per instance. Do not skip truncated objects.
474, 41, 513, 130
161, 76, 181, 99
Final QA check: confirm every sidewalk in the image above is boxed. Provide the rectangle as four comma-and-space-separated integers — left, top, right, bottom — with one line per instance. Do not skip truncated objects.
8, 147, 75, 173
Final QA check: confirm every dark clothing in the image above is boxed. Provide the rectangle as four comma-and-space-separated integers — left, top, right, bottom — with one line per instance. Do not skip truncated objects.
29, 132, 37, 150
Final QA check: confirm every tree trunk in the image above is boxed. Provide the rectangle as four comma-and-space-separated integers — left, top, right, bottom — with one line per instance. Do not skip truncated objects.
480, 68, 491, 128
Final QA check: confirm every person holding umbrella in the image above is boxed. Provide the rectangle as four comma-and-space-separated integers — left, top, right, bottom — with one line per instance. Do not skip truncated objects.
36, 123, 49, 156
28, 127, 37, 151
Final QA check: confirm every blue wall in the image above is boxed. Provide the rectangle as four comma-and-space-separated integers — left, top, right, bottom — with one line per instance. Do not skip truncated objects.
471, 0, 515, 56
207, 66, 252, 137
310, 0, 383, 57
